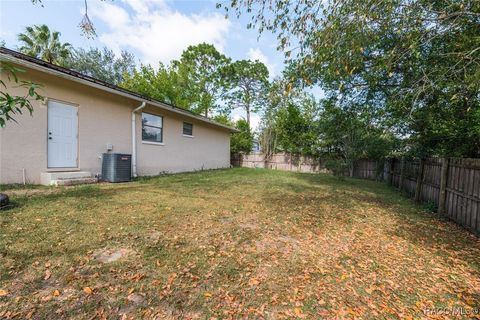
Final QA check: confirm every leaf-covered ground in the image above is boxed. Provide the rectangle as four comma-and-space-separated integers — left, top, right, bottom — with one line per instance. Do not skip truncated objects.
0, 168, 479, 319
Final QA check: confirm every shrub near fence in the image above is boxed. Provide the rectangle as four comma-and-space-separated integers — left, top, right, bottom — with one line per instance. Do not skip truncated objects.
232, 153, 480, 235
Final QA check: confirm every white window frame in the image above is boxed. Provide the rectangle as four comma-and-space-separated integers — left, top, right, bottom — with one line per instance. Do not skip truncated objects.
182, 122, 193, 137
142, 112, 163, 144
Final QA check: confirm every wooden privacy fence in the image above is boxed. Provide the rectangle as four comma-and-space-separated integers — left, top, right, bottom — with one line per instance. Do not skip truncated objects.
232, 153, 480, 235
231, 153, 331, 173
386, 157, 480, 235
231, 153, 383, 179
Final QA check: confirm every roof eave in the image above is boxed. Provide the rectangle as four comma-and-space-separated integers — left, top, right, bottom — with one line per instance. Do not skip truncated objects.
0, 51, 239, 133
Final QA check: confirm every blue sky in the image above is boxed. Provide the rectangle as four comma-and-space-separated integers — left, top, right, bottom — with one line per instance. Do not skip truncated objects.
0, 0, 283, 74
0, 0, 288, 128
1, 0, 307, 129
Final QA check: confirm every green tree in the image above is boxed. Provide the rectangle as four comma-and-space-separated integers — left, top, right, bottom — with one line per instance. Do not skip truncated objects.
231, 119, 254, 153
259, 77, 318, 156
210, 114, 254, 154
18, 24, 72, 65
120, 64, 193, 109
223, 0, 480, 157
173, 43, 230, 117
275, 99, 319, 155
224, 60, 269, 128
0, 62, 44, 127
318, 100, 398, 176
64, 47, 135, 85
211, 114, 232, 126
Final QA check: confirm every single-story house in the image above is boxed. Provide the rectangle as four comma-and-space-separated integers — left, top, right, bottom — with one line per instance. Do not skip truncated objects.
0, 48, 237, 185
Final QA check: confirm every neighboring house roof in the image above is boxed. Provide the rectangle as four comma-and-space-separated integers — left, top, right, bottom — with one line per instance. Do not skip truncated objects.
0, 47, 238, 132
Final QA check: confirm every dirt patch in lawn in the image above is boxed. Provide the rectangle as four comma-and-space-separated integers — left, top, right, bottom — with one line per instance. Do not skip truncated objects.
255, 235, 301, 255
147, 231, 162, 242
92, 248, 135, 263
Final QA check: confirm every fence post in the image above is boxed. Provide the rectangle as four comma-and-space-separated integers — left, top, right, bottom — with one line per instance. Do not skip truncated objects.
438, 157, 449, 215
399, 157, 406, 191
387, 159, 394, 185
414, 158, 425, 203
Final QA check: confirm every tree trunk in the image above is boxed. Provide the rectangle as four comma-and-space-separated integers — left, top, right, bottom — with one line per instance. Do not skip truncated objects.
246, 106, 251, 129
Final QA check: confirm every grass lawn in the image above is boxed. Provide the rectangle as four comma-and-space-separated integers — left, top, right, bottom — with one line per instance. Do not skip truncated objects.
1, 168, 479, 319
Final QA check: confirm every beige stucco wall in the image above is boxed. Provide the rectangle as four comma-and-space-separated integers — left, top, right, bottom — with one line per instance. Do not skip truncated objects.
137, 105, 231, 176
0, 65, 231, 184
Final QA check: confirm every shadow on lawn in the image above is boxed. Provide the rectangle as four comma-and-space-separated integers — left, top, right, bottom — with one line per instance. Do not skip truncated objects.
9, 183, 151, 204
388, 211, 480, 271
289, 172, 480, 275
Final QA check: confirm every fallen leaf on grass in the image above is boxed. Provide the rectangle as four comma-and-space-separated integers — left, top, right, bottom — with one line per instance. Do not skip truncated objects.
44, 270, 51, 280
53, 290, 60, 296
0, 289, 8, 296
271, 294, 279, 304
249, 278, 260, 286
294, 307, 304, 317
204, 292, 213, 298
83, 287, 93, 295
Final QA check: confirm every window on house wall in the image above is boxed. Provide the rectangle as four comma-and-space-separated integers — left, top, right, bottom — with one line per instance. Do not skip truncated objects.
142, 112, 163, 143
183, 122, 193, 136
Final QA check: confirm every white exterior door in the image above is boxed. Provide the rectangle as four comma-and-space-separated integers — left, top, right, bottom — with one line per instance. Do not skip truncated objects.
47, 101, 78, 168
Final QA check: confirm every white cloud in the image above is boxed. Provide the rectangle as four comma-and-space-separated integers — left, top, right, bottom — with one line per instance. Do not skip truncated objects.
123, 0, 169, 15
95, 3, 130, 30
90, 0, 230, 65
247, 47, 276, 77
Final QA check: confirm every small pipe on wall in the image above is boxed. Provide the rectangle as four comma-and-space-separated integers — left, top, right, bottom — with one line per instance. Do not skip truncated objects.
131, 102, 146, 178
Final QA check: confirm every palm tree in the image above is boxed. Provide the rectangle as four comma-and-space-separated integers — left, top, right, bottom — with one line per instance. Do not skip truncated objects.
18, 24, 72, 65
